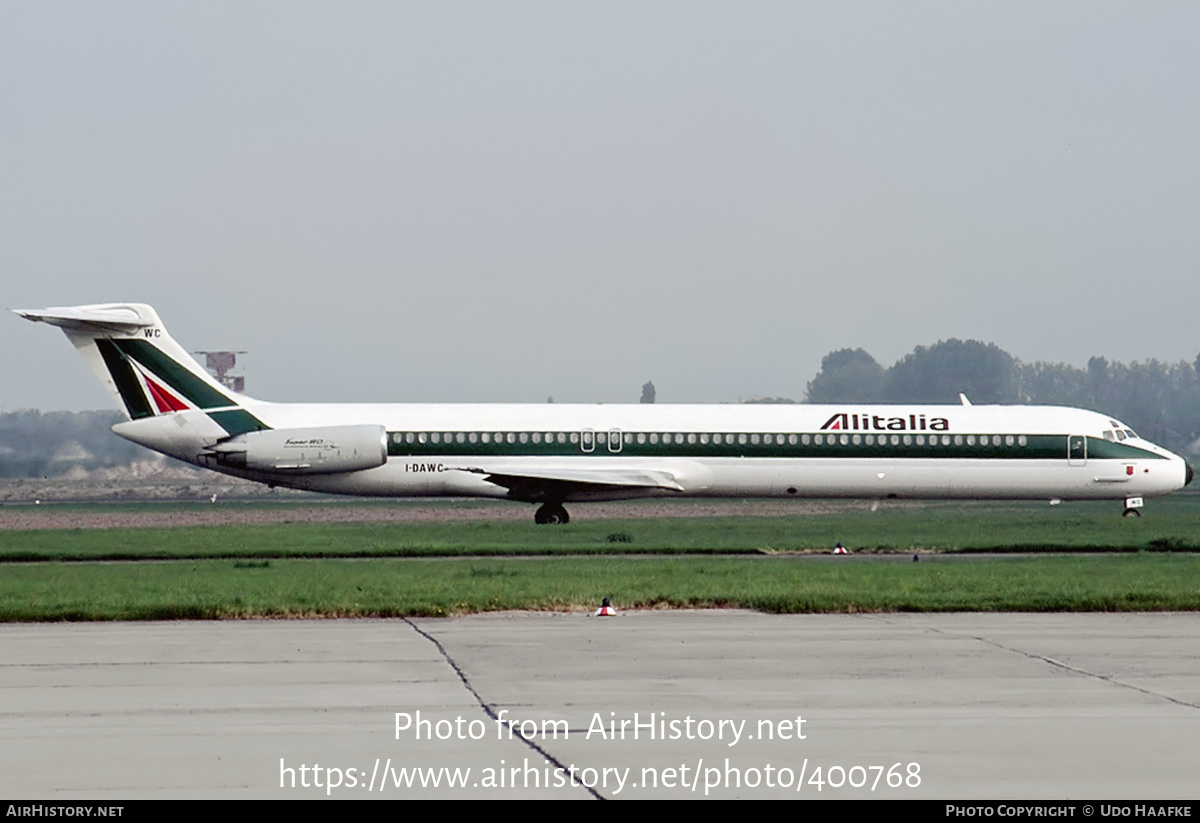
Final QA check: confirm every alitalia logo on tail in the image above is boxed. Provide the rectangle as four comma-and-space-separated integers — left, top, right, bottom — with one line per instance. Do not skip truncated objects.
90, 333, 269, 436
821, 412, 950, 432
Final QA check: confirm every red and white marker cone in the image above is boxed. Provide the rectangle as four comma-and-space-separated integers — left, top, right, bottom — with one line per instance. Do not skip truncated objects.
833, 542, 849, 554
595, 597, 618, 616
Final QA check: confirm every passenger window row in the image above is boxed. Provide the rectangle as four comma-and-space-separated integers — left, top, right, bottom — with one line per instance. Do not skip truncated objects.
388, 431, 1031, 448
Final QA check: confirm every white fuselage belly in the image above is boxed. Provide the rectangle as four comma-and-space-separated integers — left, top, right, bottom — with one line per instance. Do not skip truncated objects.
263, 454, 1179, 502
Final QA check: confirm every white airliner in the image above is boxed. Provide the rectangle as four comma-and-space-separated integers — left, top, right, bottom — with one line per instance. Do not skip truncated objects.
16, 303, 1193, 523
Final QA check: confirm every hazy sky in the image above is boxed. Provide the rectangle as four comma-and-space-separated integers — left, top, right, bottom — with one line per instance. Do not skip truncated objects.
4, 2, 1198, 411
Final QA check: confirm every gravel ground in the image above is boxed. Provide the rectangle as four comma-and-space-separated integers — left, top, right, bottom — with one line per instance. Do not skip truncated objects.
0, 495, 866, 530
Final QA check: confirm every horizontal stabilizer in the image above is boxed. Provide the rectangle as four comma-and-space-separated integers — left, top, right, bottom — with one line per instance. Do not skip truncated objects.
13, 305, 154, 334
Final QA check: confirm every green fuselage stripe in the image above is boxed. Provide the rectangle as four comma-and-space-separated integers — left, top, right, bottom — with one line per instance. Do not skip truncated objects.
383, 433, 1164, 461
207, 409, 269, 437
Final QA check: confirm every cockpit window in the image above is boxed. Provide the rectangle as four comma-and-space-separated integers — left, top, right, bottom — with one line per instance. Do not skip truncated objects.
1108, 420, 1139, 440
1103, 431, 1115, 442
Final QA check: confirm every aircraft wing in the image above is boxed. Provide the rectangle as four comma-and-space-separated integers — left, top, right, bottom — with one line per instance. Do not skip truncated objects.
456, 465, 684, 498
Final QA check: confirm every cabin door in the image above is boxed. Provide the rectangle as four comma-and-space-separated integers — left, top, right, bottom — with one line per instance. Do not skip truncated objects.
1067, 435, 1087, 466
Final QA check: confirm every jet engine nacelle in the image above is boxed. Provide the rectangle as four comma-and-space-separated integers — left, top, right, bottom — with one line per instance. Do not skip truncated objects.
209, 424, 388, 474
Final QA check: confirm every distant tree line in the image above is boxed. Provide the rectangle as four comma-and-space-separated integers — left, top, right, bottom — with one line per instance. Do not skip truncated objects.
0, 410, 148, 478
6, 338, 1200, 481
802, 340, 1200, 454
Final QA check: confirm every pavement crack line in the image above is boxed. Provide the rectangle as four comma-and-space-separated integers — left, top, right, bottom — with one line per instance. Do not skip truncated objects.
402, 617, 605, 800
928, 627, 1200, 711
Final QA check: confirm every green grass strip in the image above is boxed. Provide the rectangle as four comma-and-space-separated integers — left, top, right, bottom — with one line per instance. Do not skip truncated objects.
3, 554, 1200, 621
3, 499, 1200, 561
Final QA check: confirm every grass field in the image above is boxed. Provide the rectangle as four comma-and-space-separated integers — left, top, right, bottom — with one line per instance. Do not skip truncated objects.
3, 498, 1199, 560
1, 496, 1198, 619
3, 554, 1199, 621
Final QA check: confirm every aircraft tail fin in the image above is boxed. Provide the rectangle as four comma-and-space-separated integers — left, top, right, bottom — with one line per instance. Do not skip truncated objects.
14, 303, 267, 436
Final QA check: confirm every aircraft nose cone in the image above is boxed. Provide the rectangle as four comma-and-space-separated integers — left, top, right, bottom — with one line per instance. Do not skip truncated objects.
1186, 462, 1195, 487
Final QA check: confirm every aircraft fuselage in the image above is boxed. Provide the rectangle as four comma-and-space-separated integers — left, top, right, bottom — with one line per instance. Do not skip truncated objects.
18, 303, 1194, 523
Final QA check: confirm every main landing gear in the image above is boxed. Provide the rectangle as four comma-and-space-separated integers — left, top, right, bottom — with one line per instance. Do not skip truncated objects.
1122, 496, 1144, 518
534, 503, 570, 525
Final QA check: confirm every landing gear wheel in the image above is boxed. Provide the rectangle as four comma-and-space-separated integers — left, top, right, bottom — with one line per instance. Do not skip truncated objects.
534, 503, 570, 525
1122, 508, 1141, 518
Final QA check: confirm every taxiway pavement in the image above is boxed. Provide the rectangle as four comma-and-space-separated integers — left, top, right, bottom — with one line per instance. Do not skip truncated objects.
2, 611, 1197, 799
